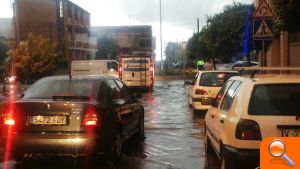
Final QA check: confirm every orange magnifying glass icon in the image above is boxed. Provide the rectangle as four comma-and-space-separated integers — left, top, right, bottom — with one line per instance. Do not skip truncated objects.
268, 139, 295, 167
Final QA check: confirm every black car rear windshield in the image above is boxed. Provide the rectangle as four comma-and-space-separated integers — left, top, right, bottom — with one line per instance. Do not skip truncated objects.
249, 84, 300, 116
24, 78, 98, 99
199, 72, 238, 87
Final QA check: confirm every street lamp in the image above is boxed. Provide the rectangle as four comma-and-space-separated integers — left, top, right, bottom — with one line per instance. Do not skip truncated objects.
159, 0, 163, 74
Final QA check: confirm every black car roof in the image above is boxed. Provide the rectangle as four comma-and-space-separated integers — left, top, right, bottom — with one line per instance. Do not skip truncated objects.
41, 75, 117, 81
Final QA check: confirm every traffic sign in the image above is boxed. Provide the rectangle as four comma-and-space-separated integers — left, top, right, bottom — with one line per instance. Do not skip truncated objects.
253, 0, 273, 18
253, 19, 274, 40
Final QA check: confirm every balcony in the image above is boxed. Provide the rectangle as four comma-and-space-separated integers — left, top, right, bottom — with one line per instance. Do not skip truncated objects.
69, 41, 97, 52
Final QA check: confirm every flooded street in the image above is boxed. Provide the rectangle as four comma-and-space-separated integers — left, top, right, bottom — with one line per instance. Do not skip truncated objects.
3, 80, 215, 169
138, 80, 206, 169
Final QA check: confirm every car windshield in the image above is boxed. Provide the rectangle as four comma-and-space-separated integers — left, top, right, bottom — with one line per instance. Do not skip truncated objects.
199, 72, 238, 87
249, 84, 300, 116
24, 78, 99, 99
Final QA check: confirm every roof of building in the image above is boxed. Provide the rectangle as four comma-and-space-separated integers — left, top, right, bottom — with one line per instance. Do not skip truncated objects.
91, 26, 152, 34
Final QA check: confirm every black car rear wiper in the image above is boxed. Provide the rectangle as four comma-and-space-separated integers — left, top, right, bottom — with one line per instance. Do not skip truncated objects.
52, 96, 91, 101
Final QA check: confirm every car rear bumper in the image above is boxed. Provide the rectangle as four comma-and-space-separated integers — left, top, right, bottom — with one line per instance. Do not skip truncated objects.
193, 101, 212, 110
2, 133, 113, 156
223, 145, 260, 168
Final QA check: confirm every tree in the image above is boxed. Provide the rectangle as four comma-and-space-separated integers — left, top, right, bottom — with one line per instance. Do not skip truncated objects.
186, 33, 200, 62
7, 34, 65, 83
95, 36, 120, 60
270, 0, 300, 32
165, 42, 182, 67
186, 3, 256, 63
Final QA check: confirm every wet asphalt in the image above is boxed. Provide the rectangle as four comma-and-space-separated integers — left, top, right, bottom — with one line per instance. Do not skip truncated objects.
2, 80, 220, 169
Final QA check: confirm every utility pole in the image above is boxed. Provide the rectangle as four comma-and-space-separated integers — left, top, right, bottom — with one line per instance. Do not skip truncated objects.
159, 0, 163, 73
197, 17, 199, 33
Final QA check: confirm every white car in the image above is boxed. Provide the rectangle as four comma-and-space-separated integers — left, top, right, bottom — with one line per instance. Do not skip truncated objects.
186, 71, 239, 113
205, 74, 300, 169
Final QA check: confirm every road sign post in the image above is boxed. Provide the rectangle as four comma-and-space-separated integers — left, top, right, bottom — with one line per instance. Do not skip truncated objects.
252, 0, 273, 67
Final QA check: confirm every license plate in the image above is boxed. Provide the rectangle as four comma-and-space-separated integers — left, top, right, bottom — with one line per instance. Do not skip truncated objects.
202, 97, 212, 105
31, 115, 67, 125
277, 125, 300, 137
281, 129, 300, 137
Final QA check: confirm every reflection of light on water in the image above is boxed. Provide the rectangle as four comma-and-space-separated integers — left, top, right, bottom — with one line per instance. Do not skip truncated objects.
147, 110, 157, 129
3, 75, 17, 169
143, 92, 157, 129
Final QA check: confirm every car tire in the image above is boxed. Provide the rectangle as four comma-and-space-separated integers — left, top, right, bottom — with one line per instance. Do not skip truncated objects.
204, 134, 213, 169
111, 129, 122, 167
137, 111, 145, 141
205, 134, 213, 154
220, 147, 235, 169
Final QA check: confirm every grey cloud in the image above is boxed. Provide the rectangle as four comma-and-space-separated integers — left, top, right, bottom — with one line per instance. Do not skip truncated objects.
116, 0, 253, 30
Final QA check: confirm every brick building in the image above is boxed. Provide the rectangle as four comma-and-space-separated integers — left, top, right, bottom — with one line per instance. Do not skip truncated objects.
14, 0, 96, 62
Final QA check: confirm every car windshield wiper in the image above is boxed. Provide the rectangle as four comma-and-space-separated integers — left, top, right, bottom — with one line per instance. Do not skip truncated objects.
52, 95, 91, 100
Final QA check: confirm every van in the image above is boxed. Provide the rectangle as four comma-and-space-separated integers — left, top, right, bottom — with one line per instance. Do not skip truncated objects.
71, 60, 119, 77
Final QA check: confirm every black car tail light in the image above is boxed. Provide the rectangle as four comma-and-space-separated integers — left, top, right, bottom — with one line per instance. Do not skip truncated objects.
82, 105, 99, 127
4, 117, 15, 126
2, 108, 16, 126
235, 119, 262, 140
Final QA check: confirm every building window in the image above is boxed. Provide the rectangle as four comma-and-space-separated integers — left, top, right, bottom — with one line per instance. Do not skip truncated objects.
139, 38, 152, 48
67, 2, 71, 18
80, 11, 84, 24
59, 0, 63, 18
139, 39, 146, 48
74, 6, 78, 21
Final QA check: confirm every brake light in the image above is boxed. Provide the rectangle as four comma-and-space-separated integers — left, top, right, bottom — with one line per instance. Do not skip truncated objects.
195, 89, 207, 95
235, 119, 262, 140
4, 118, 15, 126
150, 66, 153, 72
82, 106, 99, 127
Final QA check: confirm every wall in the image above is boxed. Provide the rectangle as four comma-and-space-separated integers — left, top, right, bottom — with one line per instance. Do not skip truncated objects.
16, 0, 57, 40
290, 43, 300, 66
267, 39, 280, 66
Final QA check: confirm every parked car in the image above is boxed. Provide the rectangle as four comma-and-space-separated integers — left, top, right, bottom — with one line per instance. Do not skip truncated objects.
185, 71, 239, 113
205, 74, 300, 169
218, 61, 259, 71
0, 75, 144, 165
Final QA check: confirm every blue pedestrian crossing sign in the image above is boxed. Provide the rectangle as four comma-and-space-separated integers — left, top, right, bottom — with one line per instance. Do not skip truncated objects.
253, 19, 274, 40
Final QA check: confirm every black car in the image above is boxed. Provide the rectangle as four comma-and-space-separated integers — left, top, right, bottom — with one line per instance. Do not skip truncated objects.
0, 75, 144, 164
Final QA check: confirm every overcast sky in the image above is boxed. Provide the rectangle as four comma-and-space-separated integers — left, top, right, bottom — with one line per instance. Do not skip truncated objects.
0, 0, 253, 59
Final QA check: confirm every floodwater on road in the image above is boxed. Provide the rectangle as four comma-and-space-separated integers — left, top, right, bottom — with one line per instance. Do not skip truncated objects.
137, 80, 206, 169
3, 80, 214, 169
